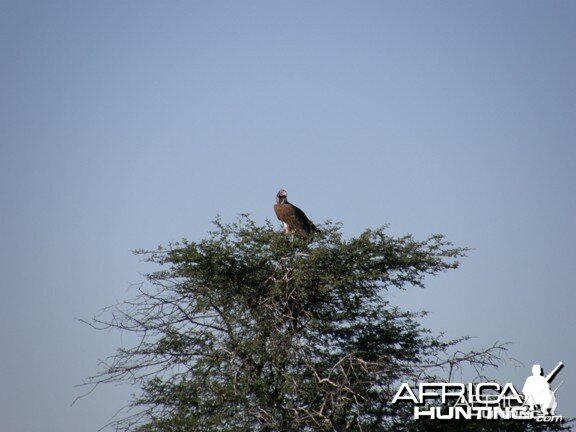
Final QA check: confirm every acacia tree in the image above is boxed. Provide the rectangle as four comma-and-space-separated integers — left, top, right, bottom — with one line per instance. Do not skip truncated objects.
84, 216, 563, 431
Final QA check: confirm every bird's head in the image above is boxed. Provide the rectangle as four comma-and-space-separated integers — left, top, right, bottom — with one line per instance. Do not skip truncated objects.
276, 189, 288, 203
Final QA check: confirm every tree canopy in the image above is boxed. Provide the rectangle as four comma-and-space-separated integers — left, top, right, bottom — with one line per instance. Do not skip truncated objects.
84, 216, 568, 432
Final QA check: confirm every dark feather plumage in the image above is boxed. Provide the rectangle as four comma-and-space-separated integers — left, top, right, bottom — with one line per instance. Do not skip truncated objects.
274, 189, 318, 237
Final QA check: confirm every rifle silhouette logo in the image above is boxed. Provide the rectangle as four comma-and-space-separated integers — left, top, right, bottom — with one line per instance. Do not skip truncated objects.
522, 361, 563, 415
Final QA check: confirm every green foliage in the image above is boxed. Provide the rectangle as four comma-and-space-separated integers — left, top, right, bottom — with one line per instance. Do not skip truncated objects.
87, 216, 569, 432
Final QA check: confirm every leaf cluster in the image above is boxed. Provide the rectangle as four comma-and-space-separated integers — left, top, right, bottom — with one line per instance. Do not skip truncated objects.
84, 216, 568, 432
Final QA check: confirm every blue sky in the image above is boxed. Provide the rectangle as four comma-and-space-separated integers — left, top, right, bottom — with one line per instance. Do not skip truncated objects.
1, 1, 575, 430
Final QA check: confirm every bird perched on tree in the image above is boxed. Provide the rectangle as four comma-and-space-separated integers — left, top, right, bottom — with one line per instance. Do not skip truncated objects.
274, 189, 318, 237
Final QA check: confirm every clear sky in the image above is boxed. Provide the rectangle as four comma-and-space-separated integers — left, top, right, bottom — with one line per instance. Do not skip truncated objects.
1, 1, 575, 430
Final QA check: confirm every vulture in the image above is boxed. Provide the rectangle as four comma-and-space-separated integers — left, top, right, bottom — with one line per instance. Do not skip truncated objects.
274, 189, 318, 237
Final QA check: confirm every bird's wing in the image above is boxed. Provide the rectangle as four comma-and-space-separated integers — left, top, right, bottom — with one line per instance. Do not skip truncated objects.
275, 203, 315, 235
292, 205, 315, 234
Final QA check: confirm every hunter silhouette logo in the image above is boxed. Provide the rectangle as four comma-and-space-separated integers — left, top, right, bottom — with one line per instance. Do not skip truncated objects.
522, 362, 563, 416
391, 361, 565, 422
